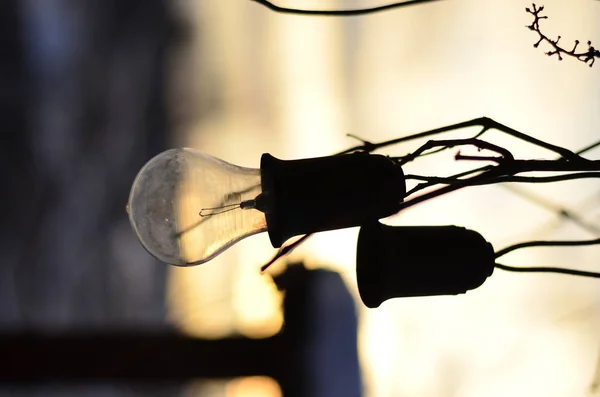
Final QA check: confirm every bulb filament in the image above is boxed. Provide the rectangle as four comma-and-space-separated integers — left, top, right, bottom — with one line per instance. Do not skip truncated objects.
200, 199, 258, 217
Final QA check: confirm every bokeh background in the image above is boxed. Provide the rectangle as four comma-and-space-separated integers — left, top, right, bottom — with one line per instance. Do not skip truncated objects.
2, 0, 600, 396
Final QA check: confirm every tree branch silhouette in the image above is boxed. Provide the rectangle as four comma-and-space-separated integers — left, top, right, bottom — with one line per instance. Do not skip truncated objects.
261, 117, 600, 271
526, 3, 600, 66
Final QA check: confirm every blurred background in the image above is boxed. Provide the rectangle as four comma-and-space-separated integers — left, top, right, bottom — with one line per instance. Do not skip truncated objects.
2, 0, 600, 396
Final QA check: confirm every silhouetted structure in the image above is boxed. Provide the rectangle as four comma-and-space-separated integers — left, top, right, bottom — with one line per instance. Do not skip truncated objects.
1, 264, 362, 397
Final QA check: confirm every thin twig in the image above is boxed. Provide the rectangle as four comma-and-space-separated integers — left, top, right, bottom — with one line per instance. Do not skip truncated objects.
406, 172, 600, 185
526, 3, 600, 67
495, 172, 600, 184
576, 139, 600, 156
399, 167, 505, 211
396, 126, 493, 161
396, 138, 514, 166
404, 165, 492, 196
399, 160, 600, 211
497, 159, 599, 173
494, 139, 600, 237
261, 234, 311, 272
454, 154, 504, 163
338, 117, 581, 161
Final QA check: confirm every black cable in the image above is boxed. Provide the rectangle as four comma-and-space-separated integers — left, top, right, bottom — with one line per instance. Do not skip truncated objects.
494, 238, 600, 279
250, 0, 442, 16
494, 238, 600, 259
495, 263, 600, 279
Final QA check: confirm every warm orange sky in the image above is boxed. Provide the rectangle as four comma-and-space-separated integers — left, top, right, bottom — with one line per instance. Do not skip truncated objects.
167, 1, 600, 396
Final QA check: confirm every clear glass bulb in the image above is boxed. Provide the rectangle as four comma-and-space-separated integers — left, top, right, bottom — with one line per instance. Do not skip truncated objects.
127, 148, 267, 266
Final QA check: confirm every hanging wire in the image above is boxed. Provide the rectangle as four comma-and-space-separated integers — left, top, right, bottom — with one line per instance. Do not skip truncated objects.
492, 238, 600, 279
495, 237, 600, 259
250, 0, 443, 16
495, 263, 600, 279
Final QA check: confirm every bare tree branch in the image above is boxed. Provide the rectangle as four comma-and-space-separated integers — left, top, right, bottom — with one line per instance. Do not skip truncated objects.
526, 3, 600, 66
260, 117, 600, 271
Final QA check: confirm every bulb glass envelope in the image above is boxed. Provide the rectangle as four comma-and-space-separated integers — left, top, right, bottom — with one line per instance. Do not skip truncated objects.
128, 148, 267, 265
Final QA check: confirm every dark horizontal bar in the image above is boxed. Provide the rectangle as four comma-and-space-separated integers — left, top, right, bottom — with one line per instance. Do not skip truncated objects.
0, 332, 288, 383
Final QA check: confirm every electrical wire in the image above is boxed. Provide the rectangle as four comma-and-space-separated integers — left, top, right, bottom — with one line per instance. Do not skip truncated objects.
495, 238, 600, 259
251, 0, 442, 16
494, 238, 600, 279
495, 263, 600, 278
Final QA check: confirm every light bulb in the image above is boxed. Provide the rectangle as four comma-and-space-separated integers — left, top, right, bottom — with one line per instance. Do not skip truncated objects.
128, 148, 406, 266
127, 148, 267, 266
